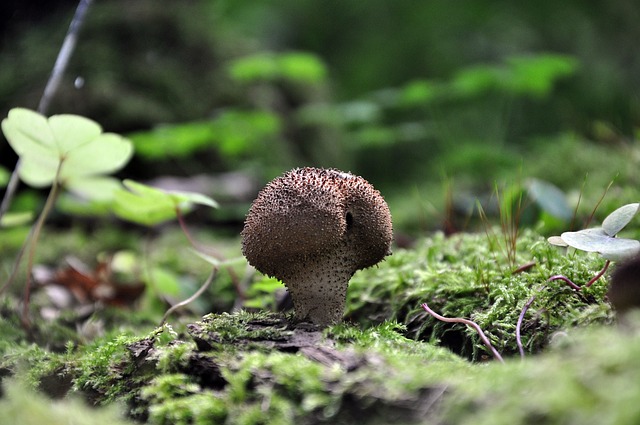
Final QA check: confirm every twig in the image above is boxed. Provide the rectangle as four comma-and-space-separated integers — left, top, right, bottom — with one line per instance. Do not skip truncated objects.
175, 208, 245, 301
421, 302, 504, 363
0, 0, 93, 222
160, 267, 217, 326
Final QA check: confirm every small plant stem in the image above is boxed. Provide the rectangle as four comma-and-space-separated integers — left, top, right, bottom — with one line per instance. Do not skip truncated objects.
160, 267, 217, 326
0, 0, 93, 222
516, 294, 538, 358
569, 175, 588, 231
517, 260, 612, 358
175, 208, 246, 301
547, 260, 611, 291
421, 302, 504, 363
585, 260, 611, 287
584, 178, 614, 228
21, 164, 64, 326
546, 275, 582, 291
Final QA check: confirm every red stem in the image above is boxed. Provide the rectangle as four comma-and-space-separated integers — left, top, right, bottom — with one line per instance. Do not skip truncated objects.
421, 302, 504, 363
516, 294, 537, 358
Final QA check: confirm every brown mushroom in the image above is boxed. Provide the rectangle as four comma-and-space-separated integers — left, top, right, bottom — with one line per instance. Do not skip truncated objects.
608, 255, 640, 315
241, 167, 393, 326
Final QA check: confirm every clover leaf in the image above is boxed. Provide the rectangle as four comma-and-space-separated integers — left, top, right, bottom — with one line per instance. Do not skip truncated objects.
1, 108, 133, 200
548, 203, 640, 261
113, 179, 218, 226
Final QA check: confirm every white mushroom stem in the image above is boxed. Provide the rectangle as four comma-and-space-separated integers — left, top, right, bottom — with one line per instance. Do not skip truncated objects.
282, 245, 355, 325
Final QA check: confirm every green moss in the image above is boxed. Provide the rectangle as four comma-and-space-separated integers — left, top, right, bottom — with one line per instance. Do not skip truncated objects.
141, 374, 227, 425
440, 315, 640, 424
347, 229, 613, 359
0, 227, 628, 424
0, 377, 134, 425
190, 310, 293, 351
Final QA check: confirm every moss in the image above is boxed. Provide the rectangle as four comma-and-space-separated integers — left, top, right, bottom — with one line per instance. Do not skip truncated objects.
0, 377, 134, 425
141, 374, 227, 425
439, 315, 640, 424
0, 228, 628, 424
347, 228, 613, 359
188, 310, 293, 351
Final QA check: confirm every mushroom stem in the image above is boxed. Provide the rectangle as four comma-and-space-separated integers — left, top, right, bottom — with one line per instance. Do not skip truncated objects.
283, 252, 354, 325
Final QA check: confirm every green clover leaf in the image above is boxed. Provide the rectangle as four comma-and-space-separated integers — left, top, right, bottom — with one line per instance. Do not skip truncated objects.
1, 108, 133, 200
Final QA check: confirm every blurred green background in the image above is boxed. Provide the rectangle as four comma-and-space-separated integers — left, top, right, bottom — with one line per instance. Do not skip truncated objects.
1, 0, 639, 235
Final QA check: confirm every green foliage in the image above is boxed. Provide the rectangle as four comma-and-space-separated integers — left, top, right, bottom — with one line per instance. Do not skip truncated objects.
243, 276, 283, 310
128, 110, 281, 160
0, 166, 9, 187
1, 108, 133, 200
450, 54, 578, 99
113, 179, 218, 226
228, 51, 327, 84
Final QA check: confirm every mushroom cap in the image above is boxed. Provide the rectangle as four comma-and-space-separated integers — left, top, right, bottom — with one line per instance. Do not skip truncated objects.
241, 167, 393, 283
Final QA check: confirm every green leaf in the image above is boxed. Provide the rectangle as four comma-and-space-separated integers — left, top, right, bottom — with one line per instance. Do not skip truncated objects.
146, 267, 181, 296
527, 178, 572, 220
128, 111, 281, 160
505, 54, 578, 97
601, 203, 640, 237
0, 166, 10, 187
48, 114, 102, 153
1, 108, 55, 157
1, 108, 133, 197
59, 133, 133, 181
0, 211, 33, 227
560, 229, 640, 261
399, 80, 440, 106
113, 180, 218, 226
277, 52, 327, 83
228, 51, 327, 84
66, 177, 124, 201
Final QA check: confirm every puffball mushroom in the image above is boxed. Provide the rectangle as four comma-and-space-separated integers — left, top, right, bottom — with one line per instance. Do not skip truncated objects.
608, 255, 640, 315
241, 167, 393, 326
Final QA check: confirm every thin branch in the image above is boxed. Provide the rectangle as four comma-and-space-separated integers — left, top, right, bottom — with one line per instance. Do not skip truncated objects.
160, 267, 218, 326
176, 207, 246, 301
0, 0, 93, 222
421, 302, 504, 363
38, 0, 93, 114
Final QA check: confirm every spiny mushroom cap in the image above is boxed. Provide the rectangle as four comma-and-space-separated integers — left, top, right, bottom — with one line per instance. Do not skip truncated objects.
241, 167, 392, 325
241, 167, 393, 285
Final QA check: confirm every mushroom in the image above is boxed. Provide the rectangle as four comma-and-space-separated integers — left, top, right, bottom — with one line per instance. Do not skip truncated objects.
241, 167, 393, 326
608, 255, 640, 315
